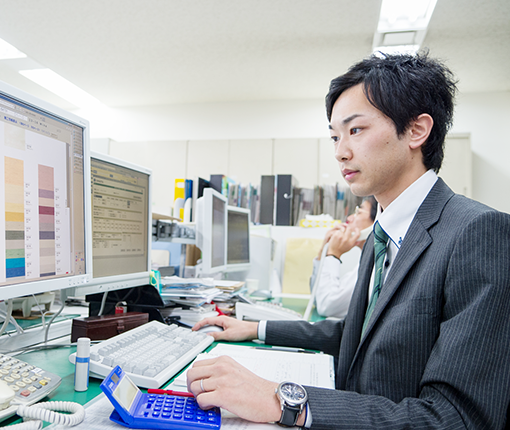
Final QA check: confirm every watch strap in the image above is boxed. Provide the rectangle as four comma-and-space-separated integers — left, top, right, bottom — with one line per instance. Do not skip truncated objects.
278, 403, 302, 427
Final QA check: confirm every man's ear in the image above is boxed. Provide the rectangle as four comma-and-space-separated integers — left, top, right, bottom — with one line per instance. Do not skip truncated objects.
408, 114, 433, 150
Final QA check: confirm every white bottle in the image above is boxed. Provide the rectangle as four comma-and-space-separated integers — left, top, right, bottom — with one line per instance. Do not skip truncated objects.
74, 337, 90, 391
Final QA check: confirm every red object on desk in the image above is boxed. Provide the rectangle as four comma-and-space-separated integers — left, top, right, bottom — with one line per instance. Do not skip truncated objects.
147, 389, 194, 397
212, 302, 226, 316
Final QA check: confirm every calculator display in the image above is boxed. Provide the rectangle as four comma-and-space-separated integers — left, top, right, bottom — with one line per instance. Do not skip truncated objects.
113, 374, 139, 411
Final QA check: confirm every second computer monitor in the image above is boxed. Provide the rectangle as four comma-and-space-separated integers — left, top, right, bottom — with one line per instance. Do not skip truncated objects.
72, 152, 152, 296
226, 206, 251, 272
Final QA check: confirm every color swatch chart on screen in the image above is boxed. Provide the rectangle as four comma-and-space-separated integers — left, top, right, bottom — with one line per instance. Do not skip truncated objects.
1, 120, 70, 284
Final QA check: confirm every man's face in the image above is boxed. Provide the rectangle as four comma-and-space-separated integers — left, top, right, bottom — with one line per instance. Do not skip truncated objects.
346, 200, 373, 231
329, 84, 419, 209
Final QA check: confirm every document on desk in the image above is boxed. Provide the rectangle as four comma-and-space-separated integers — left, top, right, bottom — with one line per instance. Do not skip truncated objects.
48, 346, 334, 430
46, 393, 276, 429
172, 344, 335, 389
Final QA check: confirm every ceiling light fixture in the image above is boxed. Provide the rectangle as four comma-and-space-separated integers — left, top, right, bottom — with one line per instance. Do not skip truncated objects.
0, 38, 27, 60
373, 0, 438, 55
19, 68, 104, 110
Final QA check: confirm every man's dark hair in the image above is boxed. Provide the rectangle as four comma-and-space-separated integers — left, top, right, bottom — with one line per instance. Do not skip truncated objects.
325, 52, 458, 172
362, 196, 378, 222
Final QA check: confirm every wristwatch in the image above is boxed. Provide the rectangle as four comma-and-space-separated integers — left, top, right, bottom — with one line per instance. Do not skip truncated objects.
275, 381, 308, 427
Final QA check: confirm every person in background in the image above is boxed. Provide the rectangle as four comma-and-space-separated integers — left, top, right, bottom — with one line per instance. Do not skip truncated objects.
310, 196, 377, 318
188, 52, 510, 429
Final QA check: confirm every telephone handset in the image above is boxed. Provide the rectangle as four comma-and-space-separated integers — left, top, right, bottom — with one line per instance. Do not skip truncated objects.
0, 380, 15, 410
357, 225, 373, 242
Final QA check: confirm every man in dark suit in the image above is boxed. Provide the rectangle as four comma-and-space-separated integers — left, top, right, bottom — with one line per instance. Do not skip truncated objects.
188, 53, 510, 429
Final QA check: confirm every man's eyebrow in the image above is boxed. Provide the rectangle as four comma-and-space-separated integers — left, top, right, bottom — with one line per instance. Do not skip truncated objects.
342, 113, 363, 125
329, 114, 364, 130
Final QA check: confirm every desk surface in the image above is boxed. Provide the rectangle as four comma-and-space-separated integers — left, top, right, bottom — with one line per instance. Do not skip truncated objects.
3, 297, 321, 426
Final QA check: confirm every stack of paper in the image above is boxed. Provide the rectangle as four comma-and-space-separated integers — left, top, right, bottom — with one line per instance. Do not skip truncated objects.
160, 304, 219, 327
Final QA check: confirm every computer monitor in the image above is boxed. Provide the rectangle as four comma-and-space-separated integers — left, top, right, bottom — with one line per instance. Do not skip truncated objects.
0, 79, 91, 301
225, 206, 251, 272
191, 176, 210, 223
71, 152, 152, 296
195, 188, 227, 276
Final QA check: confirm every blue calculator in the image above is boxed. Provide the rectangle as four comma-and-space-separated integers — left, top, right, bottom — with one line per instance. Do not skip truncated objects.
100, 366, 221, 429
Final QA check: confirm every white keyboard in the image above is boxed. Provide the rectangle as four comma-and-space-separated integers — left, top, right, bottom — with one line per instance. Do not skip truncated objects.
68, 321, 213, 389
235, 302, 304, 321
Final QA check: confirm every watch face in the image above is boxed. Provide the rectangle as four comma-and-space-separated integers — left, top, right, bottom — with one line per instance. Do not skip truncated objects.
279, 382, 307, 406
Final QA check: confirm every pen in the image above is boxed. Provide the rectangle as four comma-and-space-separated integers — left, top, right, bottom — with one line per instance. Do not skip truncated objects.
147, 389, 195, 397
253, 346, 316, 354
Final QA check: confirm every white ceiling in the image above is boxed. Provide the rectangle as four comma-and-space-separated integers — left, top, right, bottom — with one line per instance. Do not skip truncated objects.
0, 0, 508, 111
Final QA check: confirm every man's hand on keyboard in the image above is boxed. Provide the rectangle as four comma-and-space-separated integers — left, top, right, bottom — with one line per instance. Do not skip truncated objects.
192, 316, 258, 342
187, 355, 284, 424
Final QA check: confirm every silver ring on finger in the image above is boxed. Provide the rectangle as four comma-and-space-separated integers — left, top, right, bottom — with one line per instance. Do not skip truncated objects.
200, 378, 206, 393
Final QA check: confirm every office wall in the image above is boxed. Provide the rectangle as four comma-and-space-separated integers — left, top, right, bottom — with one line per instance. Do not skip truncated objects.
84, 90, 510, 215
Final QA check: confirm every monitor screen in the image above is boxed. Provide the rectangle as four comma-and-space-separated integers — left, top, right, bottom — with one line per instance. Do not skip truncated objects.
0, 80, 91, 300
72, 152, 151, 296
195, 188, 227, 275
226, 206, 251, 271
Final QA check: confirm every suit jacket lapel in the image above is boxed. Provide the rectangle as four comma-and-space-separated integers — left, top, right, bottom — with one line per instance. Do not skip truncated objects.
345, 179, 455, 373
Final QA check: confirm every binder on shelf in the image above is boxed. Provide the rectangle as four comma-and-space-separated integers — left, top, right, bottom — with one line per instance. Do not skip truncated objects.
209, 174, 226, 195
259, 175, 275, 225
174, 178, 186, 220
275, 174, 296, 226
191, 177, 211, 222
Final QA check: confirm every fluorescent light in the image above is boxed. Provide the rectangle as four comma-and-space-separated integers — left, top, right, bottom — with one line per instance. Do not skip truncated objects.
19, 68, 104, 110
373, 0, 438, 54
0, 38, 27, 60
378, 0, 438, 31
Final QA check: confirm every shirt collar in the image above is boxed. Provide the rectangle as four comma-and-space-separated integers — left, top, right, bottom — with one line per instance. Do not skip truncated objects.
375, 170, 438, 249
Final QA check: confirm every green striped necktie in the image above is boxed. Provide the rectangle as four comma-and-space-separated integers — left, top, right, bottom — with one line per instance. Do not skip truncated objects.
361, 221, 389, 337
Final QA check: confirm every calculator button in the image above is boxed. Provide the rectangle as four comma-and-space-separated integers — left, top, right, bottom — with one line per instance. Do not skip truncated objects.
39, 380, 48, 386
28, 386, 37, 393
16, 381, 26, 387
162, 412, 171, 418
173, 413, 183, 419
10, 385, 19, 391
184, 414, 194, 420
152, 411, 160, 417
20, 390, 31, 397
12, 374, 21, 379
4, 377, 14, 383
197, 415, 206, 421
